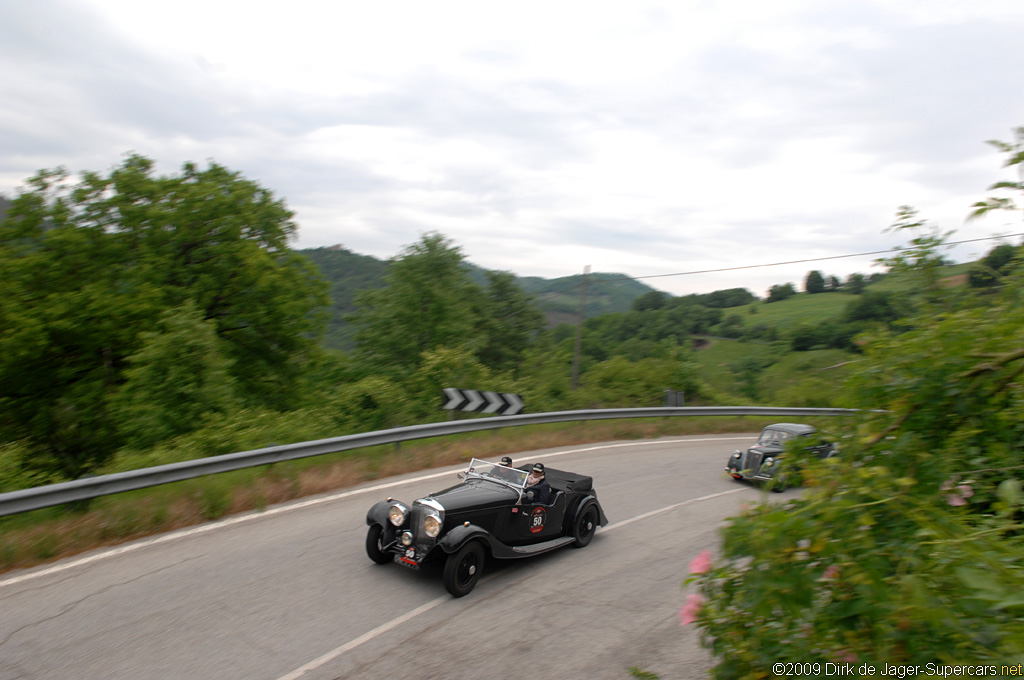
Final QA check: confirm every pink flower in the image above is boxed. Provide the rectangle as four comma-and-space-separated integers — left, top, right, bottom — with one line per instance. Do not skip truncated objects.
679, 593, 705, 625
821, 565, 840, 580
688, 550, 713, 575
946, 484, 973, 506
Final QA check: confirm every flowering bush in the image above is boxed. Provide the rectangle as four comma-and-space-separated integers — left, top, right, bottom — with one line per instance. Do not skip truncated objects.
685, 272, 1024, 677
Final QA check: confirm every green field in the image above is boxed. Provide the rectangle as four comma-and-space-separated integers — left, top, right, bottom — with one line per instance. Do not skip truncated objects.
693, 337, 856, 407
736, 291, 856, 328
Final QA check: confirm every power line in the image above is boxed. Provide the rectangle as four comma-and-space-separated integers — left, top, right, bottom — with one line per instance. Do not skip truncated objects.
587, 233, 1024, 285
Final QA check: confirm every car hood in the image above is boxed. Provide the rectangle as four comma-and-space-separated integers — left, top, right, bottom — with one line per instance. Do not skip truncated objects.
748, 443, 785, 455
422, 479, 519, 514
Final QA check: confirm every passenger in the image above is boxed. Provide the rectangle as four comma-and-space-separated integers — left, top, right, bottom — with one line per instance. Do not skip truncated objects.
524, 463, 552, 504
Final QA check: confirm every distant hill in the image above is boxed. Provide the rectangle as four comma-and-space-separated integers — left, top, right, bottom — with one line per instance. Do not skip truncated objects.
515, 272, 659, 326
299, 246, 661, 350
299, 246, 388, 350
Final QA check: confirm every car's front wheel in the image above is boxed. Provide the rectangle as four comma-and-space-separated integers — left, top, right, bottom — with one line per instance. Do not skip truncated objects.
572, 504, 598, 548
443, 540, 485, 597
365, 524, 391, 564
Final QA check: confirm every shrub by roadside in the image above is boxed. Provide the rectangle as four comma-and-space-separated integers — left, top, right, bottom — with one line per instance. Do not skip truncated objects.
682, 276, 1024, 676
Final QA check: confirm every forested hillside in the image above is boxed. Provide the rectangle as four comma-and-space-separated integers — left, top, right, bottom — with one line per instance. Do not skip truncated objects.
300, 248, 664, 349
299, 246, 388, 350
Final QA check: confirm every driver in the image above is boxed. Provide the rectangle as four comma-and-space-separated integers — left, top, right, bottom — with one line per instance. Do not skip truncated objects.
491, 456, 518, 481
524, 463, 552, 504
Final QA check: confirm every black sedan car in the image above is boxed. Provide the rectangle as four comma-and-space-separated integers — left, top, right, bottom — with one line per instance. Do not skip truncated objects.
365, 458, 608, 597
725, 423, 836, 492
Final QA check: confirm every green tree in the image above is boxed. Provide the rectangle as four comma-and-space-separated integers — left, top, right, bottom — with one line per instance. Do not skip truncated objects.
715, 313, 745, 339
576, 355, 676, 408
788, 323, 823, 351
700, 288, 756, 309
632, 290, 669, 311
877, 205, 954, 301
842, 290, 901, 325
475, 270, 545, 373
0, 155, 328, 478
969, 126, 1024, 222
351, 232, 483, 376
727, 355, 771, 401
404, 346, 498, 422
110, 301, 238, 450
766, 283, 796, 302
513, 337, 574, 413
804, 270, 825, 294
846, 272, 867, 294
969, 242, 1020, 288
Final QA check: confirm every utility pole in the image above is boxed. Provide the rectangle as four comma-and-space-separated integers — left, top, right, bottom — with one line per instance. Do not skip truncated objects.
570, 265, 590, 390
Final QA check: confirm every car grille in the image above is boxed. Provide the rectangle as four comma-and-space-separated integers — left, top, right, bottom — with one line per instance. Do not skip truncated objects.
744, 450, 763, 473
411, 502, 438, 549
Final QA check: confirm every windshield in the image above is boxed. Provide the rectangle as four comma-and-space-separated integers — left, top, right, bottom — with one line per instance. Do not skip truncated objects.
465, 458, 528, 489
756, 429, 797, 446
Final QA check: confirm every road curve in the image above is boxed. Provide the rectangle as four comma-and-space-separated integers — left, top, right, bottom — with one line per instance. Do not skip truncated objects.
0, 434, 770, 680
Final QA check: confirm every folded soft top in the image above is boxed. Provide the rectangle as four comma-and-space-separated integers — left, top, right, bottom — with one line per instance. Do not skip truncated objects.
540, 467, 593, 494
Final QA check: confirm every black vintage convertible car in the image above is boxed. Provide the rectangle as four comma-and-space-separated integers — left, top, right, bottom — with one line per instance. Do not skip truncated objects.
725, 423, 837, 492
365, 458, 608, 597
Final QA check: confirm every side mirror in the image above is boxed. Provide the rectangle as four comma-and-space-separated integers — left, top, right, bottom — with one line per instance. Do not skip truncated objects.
525, 491, 535, 502
457, 472, 466, 480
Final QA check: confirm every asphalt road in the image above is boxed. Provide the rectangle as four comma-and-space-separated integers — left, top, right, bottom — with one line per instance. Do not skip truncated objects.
0, 433, 772, 680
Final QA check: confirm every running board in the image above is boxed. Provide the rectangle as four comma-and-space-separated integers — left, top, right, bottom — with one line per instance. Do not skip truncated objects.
508, 536, 575, 556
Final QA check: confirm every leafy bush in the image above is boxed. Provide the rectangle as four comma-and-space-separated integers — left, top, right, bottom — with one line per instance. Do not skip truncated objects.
104, 407, 342, 473
684, 275, 1024, 675
0, 440, 58, 492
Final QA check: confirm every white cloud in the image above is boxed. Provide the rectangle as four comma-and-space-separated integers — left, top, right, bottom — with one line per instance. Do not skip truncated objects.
1, 0, 1022, 296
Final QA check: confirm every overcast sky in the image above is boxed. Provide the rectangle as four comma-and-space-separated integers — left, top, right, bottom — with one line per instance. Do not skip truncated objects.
2, 0, 1023, 297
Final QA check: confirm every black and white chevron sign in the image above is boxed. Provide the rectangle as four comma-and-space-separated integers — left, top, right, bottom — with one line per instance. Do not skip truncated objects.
441, 388, 524, 415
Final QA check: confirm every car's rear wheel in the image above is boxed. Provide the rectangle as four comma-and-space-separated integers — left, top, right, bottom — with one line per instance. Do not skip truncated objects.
443, 541, 485, 597
365, 524, 391, 564
572, 504, 598, 548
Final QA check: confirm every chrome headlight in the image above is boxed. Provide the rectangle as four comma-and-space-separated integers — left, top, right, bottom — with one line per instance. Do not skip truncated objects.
731, 451, 742, 459
423, 513, 442, 538
400, 531, 414, 546
764, 457, 775, 467
388, 502, 408, 527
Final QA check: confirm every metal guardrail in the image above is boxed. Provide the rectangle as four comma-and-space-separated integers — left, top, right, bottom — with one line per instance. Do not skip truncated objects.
0, 406, 860, 517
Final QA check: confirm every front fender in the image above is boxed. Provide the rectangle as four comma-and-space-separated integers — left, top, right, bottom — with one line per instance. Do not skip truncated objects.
366, 500, 392, 527
438, 524, 521, 559
438, 523, 491, 554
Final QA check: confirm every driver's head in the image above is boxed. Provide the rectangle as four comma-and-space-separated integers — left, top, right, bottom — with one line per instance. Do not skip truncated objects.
500, 456, 513, 467
531, 463, 545, 477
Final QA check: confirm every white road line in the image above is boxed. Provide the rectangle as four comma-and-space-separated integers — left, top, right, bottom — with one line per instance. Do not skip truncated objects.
272, 486, 745, 680
602, 488, 744, 532
0, 435, 753, 589
274, 596, 450, 680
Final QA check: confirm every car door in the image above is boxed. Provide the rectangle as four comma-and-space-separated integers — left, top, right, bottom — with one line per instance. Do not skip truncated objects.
514, 492, 566, 541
